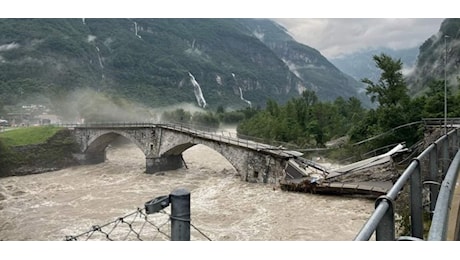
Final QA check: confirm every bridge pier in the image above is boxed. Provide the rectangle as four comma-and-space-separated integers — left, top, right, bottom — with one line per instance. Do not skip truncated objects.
146, 155, 184, 173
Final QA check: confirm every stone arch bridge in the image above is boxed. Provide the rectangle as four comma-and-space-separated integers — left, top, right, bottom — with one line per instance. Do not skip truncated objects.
70, 123, 302, 184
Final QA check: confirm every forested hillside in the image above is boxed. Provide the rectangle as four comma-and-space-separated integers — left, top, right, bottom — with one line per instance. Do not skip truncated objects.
0, 18, 368, 122
406, 18, 460, 95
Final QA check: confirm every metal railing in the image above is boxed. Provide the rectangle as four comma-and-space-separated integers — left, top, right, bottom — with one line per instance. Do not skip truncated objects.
423, 117, 460, 127
354, 128, 460, 241
428, 149, 460, 240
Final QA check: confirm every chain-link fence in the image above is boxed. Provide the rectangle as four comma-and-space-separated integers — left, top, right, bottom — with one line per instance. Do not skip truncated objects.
64, 188, 211, 241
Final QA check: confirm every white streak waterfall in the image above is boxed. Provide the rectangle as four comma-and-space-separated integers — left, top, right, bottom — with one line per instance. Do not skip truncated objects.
232, 73, 252, 107
134, 22, 141, 39
95, 46, 104, 70
188, 72, 207, 108
239, 87, 252, 108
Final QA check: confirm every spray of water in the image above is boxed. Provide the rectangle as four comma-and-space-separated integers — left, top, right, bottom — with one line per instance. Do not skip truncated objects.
51, 88, 159, 123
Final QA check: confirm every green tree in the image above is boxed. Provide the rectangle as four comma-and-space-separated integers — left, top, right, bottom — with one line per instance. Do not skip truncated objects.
266, 99, 280, 117
216, 105, 225, 114
422, 80, 449, 118
362, 53, 410, 108
352, 53, 421, 148
301, 89, 318, 106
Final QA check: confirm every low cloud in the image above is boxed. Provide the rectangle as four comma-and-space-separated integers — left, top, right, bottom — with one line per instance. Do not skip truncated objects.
52, 88, 205, 124
273, 18, 444, 59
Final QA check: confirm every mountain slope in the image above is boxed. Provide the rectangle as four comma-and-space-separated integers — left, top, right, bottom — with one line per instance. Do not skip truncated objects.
241, 19, 370, 106
406, 18, 460, 95
0, 18, 370, 119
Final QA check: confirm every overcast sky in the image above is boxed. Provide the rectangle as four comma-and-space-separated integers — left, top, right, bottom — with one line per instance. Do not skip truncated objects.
272, 18, 444, 59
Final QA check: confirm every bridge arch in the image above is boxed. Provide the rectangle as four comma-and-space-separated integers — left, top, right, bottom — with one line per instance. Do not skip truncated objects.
73, 127, 153, 165
161, 141, 240, 175
156, 129, 283, 182
86, 130, 147, 155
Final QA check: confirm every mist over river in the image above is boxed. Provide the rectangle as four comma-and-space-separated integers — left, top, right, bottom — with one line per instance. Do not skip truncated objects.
0, 138, 375, 241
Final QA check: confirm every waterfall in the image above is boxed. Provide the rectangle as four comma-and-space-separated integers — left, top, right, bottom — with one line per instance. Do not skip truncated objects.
134, 22, 141, 39
232, 73, 252, 108
188, 72, 207, 108
239, 87, 252, 108
95, 46, 104, 69
83, 22, 104, 82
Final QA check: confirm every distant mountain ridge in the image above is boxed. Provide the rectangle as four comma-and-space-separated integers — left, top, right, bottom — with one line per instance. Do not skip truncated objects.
328, 18, 460, 100
330, 47, 419, 84
242, 19, 370, 105
0, 18, 370, 119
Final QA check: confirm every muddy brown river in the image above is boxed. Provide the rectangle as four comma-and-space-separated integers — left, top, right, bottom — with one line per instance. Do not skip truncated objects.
0, 140, 375, 241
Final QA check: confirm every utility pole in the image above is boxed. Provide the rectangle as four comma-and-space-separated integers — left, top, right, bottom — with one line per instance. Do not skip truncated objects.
444, 34, 450, 135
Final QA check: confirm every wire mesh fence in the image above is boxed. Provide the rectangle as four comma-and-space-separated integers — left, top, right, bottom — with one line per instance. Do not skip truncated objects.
64, 189, 211, 241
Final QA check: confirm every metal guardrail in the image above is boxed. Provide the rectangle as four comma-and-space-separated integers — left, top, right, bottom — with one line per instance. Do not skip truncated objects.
423, 117, 460, 127
428, 149, 460, 240
354, 128, 460, 241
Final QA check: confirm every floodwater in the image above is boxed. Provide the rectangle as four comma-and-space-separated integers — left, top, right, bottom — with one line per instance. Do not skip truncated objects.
0, 138, 375, 241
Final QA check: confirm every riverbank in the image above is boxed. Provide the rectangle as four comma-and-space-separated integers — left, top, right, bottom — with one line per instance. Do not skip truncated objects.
0, 127, 81, 177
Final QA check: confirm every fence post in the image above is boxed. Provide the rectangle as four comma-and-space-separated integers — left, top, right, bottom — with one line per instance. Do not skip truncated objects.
410, 160, 424, 239
375, 196, 395, 240
442, 136, 449, 176
170, 188, 191, 241
429, 145, 439, 215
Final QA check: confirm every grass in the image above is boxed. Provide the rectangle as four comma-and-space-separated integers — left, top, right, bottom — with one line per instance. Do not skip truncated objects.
0, 126, 63, 146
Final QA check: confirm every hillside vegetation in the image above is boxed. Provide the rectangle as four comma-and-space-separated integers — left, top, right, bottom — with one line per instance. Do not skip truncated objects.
0, 18, 367, 122
406, 18, 460, 95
